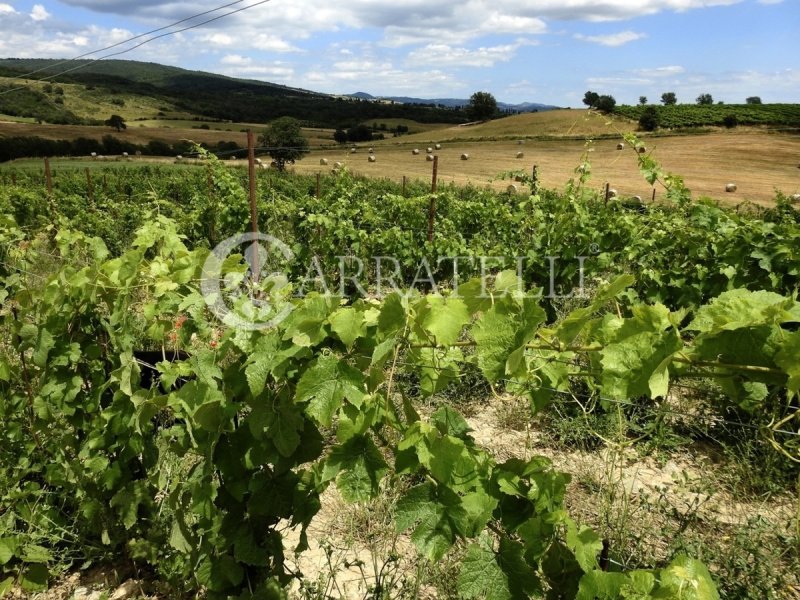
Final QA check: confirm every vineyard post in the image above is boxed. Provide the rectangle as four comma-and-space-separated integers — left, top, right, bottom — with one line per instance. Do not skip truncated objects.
427, 156, 438, 242
44, 158, 53, 196
604, 182, 610, 204
402, 175, 407, 198
532, 164, 539, 194
11, 172, 16, 186
316, 172, 321, 198
247, 130, 260, 283
85, 168, 94, 204
652, 188, 656, 203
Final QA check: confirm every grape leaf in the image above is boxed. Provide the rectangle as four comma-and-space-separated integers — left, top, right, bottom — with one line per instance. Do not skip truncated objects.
322, 435, 388, 502
295, 354, 365, 426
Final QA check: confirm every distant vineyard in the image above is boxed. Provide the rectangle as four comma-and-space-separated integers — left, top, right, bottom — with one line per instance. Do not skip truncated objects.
615, 103, 800, 128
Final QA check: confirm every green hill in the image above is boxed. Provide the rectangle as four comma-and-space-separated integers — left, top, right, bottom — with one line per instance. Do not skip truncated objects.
0, 58, 467, 128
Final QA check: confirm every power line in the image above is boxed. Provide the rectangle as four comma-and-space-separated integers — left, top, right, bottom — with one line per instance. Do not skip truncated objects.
5, 0, 254, 81
0, 0, 273, 97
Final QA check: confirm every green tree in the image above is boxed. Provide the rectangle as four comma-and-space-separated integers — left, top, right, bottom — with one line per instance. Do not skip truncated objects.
639, 96, 648, 105
104, 114, 126, 132
595, 94, 616, 113
746, 96, 762, 104
333, 128, 348, 144
638, 106, 660, 131
696, 93, 713, 105
661, 92, 677, 105
583, 91, 600, 108
466, 91, 498, 121
258, 117, 309, 171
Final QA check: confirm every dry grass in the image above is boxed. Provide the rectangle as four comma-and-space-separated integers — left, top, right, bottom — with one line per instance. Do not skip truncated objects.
296, 127, 800, 206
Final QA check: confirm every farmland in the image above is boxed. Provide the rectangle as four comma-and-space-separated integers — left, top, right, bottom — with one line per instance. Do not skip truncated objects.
1, 144, 799, 598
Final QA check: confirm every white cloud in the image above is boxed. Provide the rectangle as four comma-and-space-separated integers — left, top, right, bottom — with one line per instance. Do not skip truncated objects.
633, 65, 685, 77
0, 3, 17, 15
574, 30, 646, 46
30, 3, 50, 21
406, 43, 523, 68
220, 54, 252, 66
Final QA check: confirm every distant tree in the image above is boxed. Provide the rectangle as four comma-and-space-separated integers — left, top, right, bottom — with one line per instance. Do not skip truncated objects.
696, 93, 713, 105
346, 124, 373, 142
105, 114, 127, 132
595, 95, 617, 113
54, 87, 64, 96
42, 83, 53, 94
333, 128, 348, 144
583, 91, 600, 108
661, 92, 677, 105
639, 96, 648, 105
638, 106, 660, 131
258, 117, 309, 171
723, 114, 739, 128
746, 96, 762, 104
467, 91, 498, 121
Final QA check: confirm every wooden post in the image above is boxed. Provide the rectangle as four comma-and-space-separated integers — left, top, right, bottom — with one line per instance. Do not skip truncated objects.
531, 165, 539, 194
402, 175, 407, 197
85, 168, 94, 203
316, 172, 321, 198
11, 172, 16, 186
247, 130, 260, 283
604, 182, 610, 204
652, 188, 656, 203
427, 156, 438, 242
44, 158, 52, 195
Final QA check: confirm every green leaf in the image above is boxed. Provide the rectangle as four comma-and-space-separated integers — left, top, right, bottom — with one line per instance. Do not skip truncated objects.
687, 289, 800, 334
0, 357, 10, 382
458, 536, 540, 600
776, 331, 800, 397
295, 354, 365, 427
21, 563, 49, 592
395, 483, 467, 561
566, 521, 603, 573
329, 307, 367, 349
657, 555, 720, 600
322, 435, 388, 502
19, 324, 55, 368
21, 544, 51, 564
0, 577, 13, 596
575, 570, 629, 600
245, 334, 281, 396
416, 296, 470, 346
0, 537, 19, 565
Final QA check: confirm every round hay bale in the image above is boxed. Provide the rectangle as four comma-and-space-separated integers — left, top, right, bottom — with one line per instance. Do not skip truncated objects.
368, 147, 374, 153
122, 152, 129, 157
412, 149, 420, 155
426, 147, 433, 153
426, 154, 435, 162
255, 158, 263, 165
617, 143, 625, 150
135, 150, 142, 157
90, 152, 97, 158
435, 143, 442, 150
632, 195, 642, 203
333, 161, 344, 170
507, 184, 518, 194
637, 146, 647, 154
320, 158, 329, 165
368, 155, 377, 163
725, 183, 737, 193
608, 188, 618, 198
461, 153, 470, 161
351, 148, 357, 154
229, 156, 236, 160
516, 152, 524, 159
176, 155, 183, 161
789, 193, 800, 203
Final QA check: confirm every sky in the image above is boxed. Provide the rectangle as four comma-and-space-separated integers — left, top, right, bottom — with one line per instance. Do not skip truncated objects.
0, 0, 797, 106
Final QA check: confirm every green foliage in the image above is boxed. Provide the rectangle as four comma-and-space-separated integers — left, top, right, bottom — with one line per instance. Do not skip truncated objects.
104, 114, 127, 132
638, 106, 660, 131
661, 92, 677, 106
615, 103, 800, 128
583, 91, 600, 108
595, 95, 617, 113
746, 96, 762, 105
258, 117, 309, 171
467, 91, 498, 121
696, 93, 714, 105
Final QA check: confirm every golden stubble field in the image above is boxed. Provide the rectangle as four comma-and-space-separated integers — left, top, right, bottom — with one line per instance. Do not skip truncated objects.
295, 128, 800, 207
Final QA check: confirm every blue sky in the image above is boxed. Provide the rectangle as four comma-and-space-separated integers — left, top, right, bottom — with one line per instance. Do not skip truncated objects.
0, 0, 797, 105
